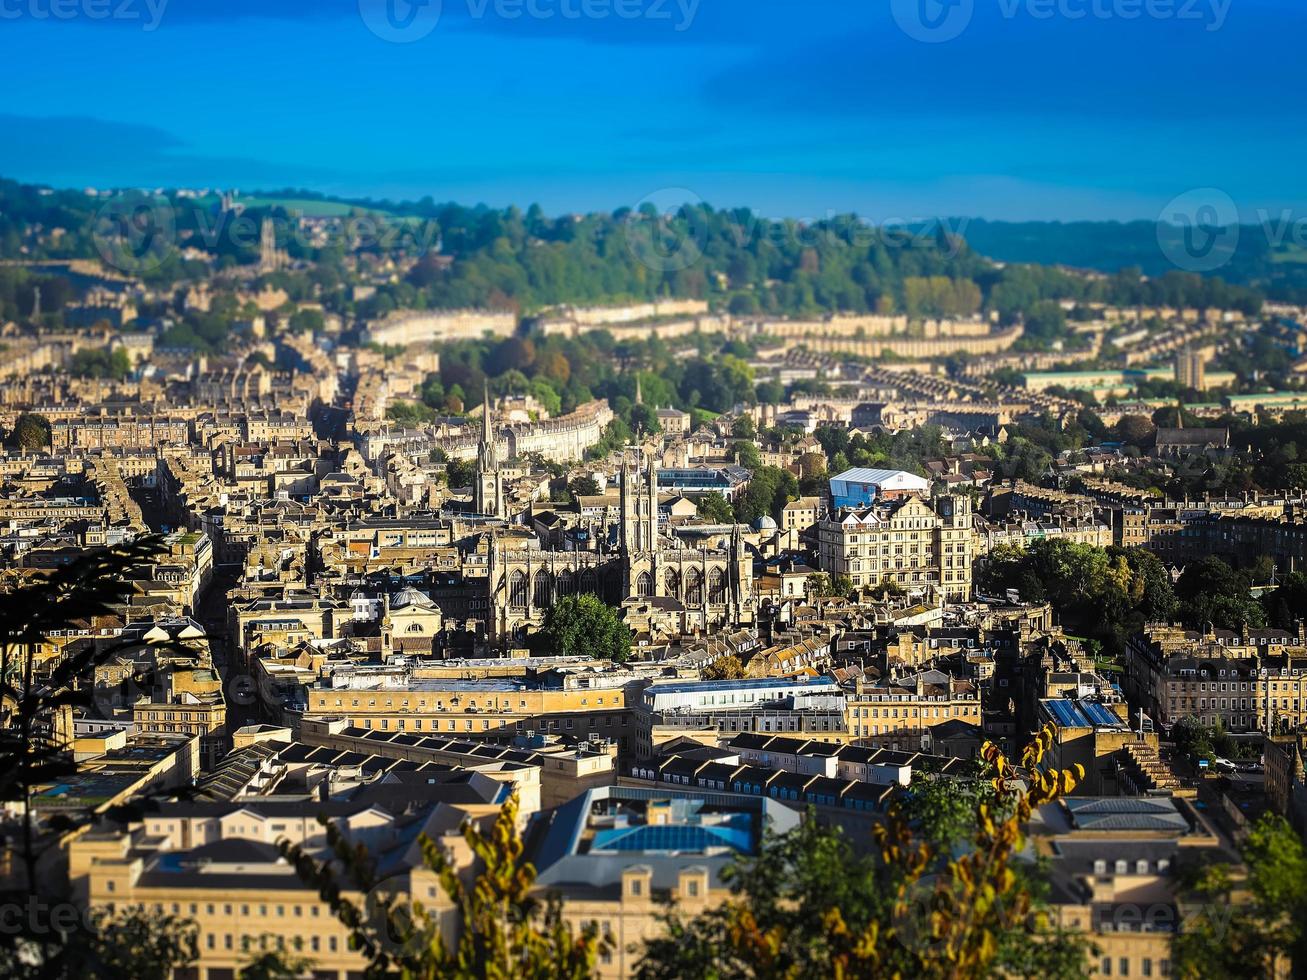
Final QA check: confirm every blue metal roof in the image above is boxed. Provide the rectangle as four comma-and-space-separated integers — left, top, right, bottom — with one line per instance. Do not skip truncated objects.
1043, 699, 1125, 730
592, 819, 752, 855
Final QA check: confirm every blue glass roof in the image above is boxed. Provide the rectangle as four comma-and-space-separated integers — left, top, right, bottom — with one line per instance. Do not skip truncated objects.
1044, 699, 1125, 729
592, 817, 752, 855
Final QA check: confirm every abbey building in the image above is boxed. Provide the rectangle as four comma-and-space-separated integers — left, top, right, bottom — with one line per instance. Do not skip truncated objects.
477, 414, 754, 643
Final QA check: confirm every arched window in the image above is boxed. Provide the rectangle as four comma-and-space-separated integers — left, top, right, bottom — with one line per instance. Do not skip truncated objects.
533, 571, 553, 608
558, 569, 575, 597
665, 568, 681, 600
636, 572, 652, 598
580, 570, 599, 595
685, 567, 703, 606
406, 623, 423, 633
709, 567, 728, 604
509, 571, 527, 609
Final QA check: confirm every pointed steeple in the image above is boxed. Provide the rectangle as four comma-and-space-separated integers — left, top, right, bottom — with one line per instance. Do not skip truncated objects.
635, 372, 643, 406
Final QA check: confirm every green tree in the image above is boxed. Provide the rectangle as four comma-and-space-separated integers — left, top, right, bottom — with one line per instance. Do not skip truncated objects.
977, 540, 1176, 653
386, 400, 436, 425
568, 475, 600, 498
734, 465, 798, 525
1264, 571, 1307, 629
1175, 814, 1307, 978
69, 346, 131, 380
1175, 556, 1265, 630
446, 458, 477, 489
695, 492, 735, 524
0, 537, 169, 894
8, 412, 51, 451
809, 572, 854, 598
89, 908, 199, 980
281, 793, 603, 980
735, 439, 762, 470
288, 308, 324, 333
540, 593, 632, 663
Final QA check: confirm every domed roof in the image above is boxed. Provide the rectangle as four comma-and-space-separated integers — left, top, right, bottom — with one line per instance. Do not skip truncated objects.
754, 515, 778, 530
392, 587, 434, 609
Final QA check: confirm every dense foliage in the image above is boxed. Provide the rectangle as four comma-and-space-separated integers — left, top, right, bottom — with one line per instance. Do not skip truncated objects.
979, 538, 1288, 645
977, 540, 1176, 651
0, 179, 1268, 356
1175, 814, 1307, 978
7, 412, 52, 451
538, 593, 632, 663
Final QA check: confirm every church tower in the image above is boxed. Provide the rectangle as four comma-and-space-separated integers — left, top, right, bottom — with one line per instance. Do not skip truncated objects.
644, 449, 659, 551
619, 449, 661, 601
474, 383, 506, 519
619, 451, 638, 555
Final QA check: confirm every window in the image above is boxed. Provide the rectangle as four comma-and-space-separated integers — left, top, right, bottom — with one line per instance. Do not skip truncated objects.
509, 571, 528, 609
533, 571, 554, 607
685, 568, 703, 606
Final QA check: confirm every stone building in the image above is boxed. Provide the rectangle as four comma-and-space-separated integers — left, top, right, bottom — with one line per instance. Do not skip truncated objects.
485, 450, 753, 643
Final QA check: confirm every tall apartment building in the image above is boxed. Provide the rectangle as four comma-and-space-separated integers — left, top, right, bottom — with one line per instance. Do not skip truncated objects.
815, 494, 972, 600
1175, 347, 1207, 390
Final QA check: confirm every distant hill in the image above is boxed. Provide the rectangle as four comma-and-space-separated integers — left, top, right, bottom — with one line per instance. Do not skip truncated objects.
961, 219, 1307, 304
0, 177, 1269, 324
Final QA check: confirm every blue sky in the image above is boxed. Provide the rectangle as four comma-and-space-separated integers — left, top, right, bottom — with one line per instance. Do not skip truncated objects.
0, 0, 1302, 220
